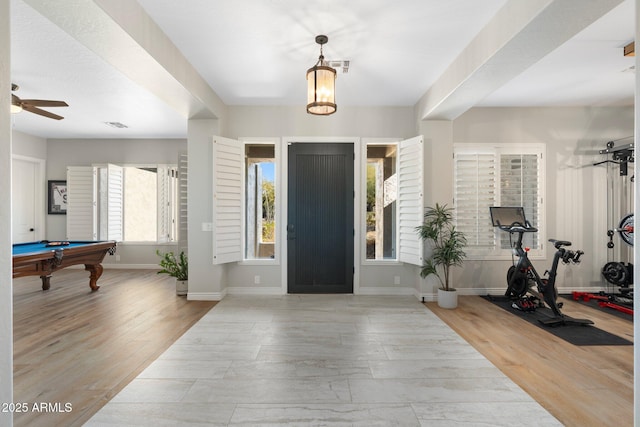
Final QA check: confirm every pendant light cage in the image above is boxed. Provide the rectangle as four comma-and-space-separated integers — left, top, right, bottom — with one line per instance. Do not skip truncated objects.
306, 35, 337, 115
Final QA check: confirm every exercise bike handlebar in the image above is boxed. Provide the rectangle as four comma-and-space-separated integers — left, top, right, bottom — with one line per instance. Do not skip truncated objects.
496, 220, 538, 234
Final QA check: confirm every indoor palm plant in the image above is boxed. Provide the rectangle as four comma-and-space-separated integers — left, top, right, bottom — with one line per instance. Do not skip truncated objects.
156, 250, 188, 296
416, 203, 467, 308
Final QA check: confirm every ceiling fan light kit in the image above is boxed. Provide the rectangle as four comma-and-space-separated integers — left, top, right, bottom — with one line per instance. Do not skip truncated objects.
11, 94, 23, 114
10, 83, 69, 120
306, 35, 337, 116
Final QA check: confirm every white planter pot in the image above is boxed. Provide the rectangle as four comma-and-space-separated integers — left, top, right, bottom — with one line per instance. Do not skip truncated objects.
437, 288, 458, 309
176, 279, 188, 296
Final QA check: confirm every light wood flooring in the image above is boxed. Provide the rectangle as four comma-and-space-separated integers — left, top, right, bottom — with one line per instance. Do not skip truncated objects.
12, 270, 633, 426
12, 269, 216, 427
426, 296, 634, 427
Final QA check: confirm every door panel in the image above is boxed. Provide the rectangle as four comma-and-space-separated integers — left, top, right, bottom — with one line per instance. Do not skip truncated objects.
12, 158, 37, 243
288, 143, 354, 293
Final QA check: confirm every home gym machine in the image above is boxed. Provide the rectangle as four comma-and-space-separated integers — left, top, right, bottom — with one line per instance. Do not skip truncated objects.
573, 140, 634, 316
490, 206, 593, 327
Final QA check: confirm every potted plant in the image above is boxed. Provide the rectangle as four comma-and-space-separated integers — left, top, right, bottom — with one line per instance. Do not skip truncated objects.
156, 250, 188, 296
416, 203, 467, 309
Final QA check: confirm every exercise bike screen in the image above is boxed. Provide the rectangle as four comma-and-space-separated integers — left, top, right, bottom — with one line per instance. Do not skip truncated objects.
489, 206, 527, 227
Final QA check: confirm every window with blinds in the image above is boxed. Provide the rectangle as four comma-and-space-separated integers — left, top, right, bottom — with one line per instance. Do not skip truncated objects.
453, 144, 545, 259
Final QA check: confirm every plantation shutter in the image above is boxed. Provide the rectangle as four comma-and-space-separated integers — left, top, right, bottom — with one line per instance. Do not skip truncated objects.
397, 136, 424, 266
212, 136, 243, 264
453, 144, 545, 258
105, 164, 123, 242
157, 165, 170, 243
454, 152, 496, 252
66, 166, 97, 240
178, 152, 188, 253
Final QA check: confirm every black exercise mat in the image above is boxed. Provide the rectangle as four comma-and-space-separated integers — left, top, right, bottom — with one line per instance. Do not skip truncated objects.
482, 295, 632, 346
560, 293, 633, 322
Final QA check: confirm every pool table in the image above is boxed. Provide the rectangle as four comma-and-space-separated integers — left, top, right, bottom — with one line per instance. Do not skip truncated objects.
13, 240, 117, 291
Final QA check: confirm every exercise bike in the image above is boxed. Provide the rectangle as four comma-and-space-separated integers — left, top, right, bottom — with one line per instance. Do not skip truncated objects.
490, 207, 593, 327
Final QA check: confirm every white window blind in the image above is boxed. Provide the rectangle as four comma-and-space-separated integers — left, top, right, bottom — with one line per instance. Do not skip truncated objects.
66, 166, 97, 240
454, 144, 544, 259
212, 136, 243, 264
397, 136, 424, 266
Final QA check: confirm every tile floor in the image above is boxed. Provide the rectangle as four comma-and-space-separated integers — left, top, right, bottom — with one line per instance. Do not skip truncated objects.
86, 295, 561, 426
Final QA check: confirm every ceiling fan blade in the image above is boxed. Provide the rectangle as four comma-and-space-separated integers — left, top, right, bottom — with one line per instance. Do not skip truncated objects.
23, 105, 65, 120
21, 99, 69, 108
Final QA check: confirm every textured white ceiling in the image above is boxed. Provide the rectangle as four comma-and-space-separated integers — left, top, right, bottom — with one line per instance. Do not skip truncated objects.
8, 0, 635, 139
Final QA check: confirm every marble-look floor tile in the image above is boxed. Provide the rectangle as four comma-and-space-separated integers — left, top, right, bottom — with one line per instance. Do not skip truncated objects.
226, 359, 372, 379
138, 359, 231, 379
228, 403, 420, 426
412, 402, 562, 426
349, 377, 532, 403
368, 358, 502, 379
183, 378, 352, 403
158, 344, 260, 361
84, 403, 236, 427
257, 343, 388, 361
87, 295, 560, 426
110, 378, 195, 403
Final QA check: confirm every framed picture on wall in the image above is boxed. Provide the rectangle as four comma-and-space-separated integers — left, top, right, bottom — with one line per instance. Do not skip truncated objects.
48, 180, 67, 214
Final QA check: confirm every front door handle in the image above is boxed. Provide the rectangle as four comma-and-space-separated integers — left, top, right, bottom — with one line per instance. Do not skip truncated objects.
287, 224, 296, 240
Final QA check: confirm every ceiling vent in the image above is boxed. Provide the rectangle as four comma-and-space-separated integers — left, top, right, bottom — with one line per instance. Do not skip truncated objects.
104, 121, 128, 129
326, 60, 350, 74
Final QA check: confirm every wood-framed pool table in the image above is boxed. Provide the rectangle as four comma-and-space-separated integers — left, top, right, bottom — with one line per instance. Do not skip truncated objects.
12, 240, 117, 291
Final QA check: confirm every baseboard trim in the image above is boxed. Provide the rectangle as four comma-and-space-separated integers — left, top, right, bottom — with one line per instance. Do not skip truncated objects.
226, 286, 284, 296
187, 292, 225, 301
356, 286, 417, 296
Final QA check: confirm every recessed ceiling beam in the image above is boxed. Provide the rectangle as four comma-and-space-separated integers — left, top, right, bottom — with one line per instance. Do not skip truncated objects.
22, 0, 227, 121
416, 0, 625, 121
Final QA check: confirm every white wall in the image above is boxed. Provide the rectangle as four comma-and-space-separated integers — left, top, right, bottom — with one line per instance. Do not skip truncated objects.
187, 119, 226, 300
12, 130, 47, 158
0, 0, 12, 421
424, 106, 634, 296
226, 106, 417, 139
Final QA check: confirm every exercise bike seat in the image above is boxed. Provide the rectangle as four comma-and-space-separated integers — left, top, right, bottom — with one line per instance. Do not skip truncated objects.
549, 239, 571, 249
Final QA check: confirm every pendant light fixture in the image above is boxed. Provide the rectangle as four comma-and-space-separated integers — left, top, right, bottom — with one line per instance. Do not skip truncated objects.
306, 35, 336, 115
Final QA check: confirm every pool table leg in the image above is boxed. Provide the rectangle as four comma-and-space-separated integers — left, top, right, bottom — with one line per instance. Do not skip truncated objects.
84, 263, 103, 291
40, 275, 51, 291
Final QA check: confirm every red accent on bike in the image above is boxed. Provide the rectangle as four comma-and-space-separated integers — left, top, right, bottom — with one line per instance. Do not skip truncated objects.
525, 247, 530, 252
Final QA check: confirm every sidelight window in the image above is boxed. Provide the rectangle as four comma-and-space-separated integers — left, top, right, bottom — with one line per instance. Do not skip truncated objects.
245, 143, 276, 260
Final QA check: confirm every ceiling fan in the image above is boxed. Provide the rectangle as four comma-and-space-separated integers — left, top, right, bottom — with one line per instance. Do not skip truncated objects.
11, 83, 68, 120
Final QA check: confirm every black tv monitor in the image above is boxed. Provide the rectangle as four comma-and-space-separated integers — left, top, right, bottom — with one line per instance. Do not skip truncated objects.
489, 206, 527, 227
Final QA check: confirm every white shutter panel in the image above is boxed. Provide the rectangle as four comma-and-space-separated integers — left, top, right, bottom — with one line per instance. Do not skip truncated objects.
157, 165, 170, 243
66, 166, 96, 240
454, 152, 496, 252
397, 136, 424, 266
212, 136, 242, 264
106, 164, 123, 242
178, 152, 188, 253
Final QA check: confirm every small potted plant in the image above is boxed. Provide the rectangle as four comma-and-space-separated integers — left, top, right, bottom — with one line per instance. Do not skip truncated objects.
416, 203, 467, 308
156, 250, 188, 296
